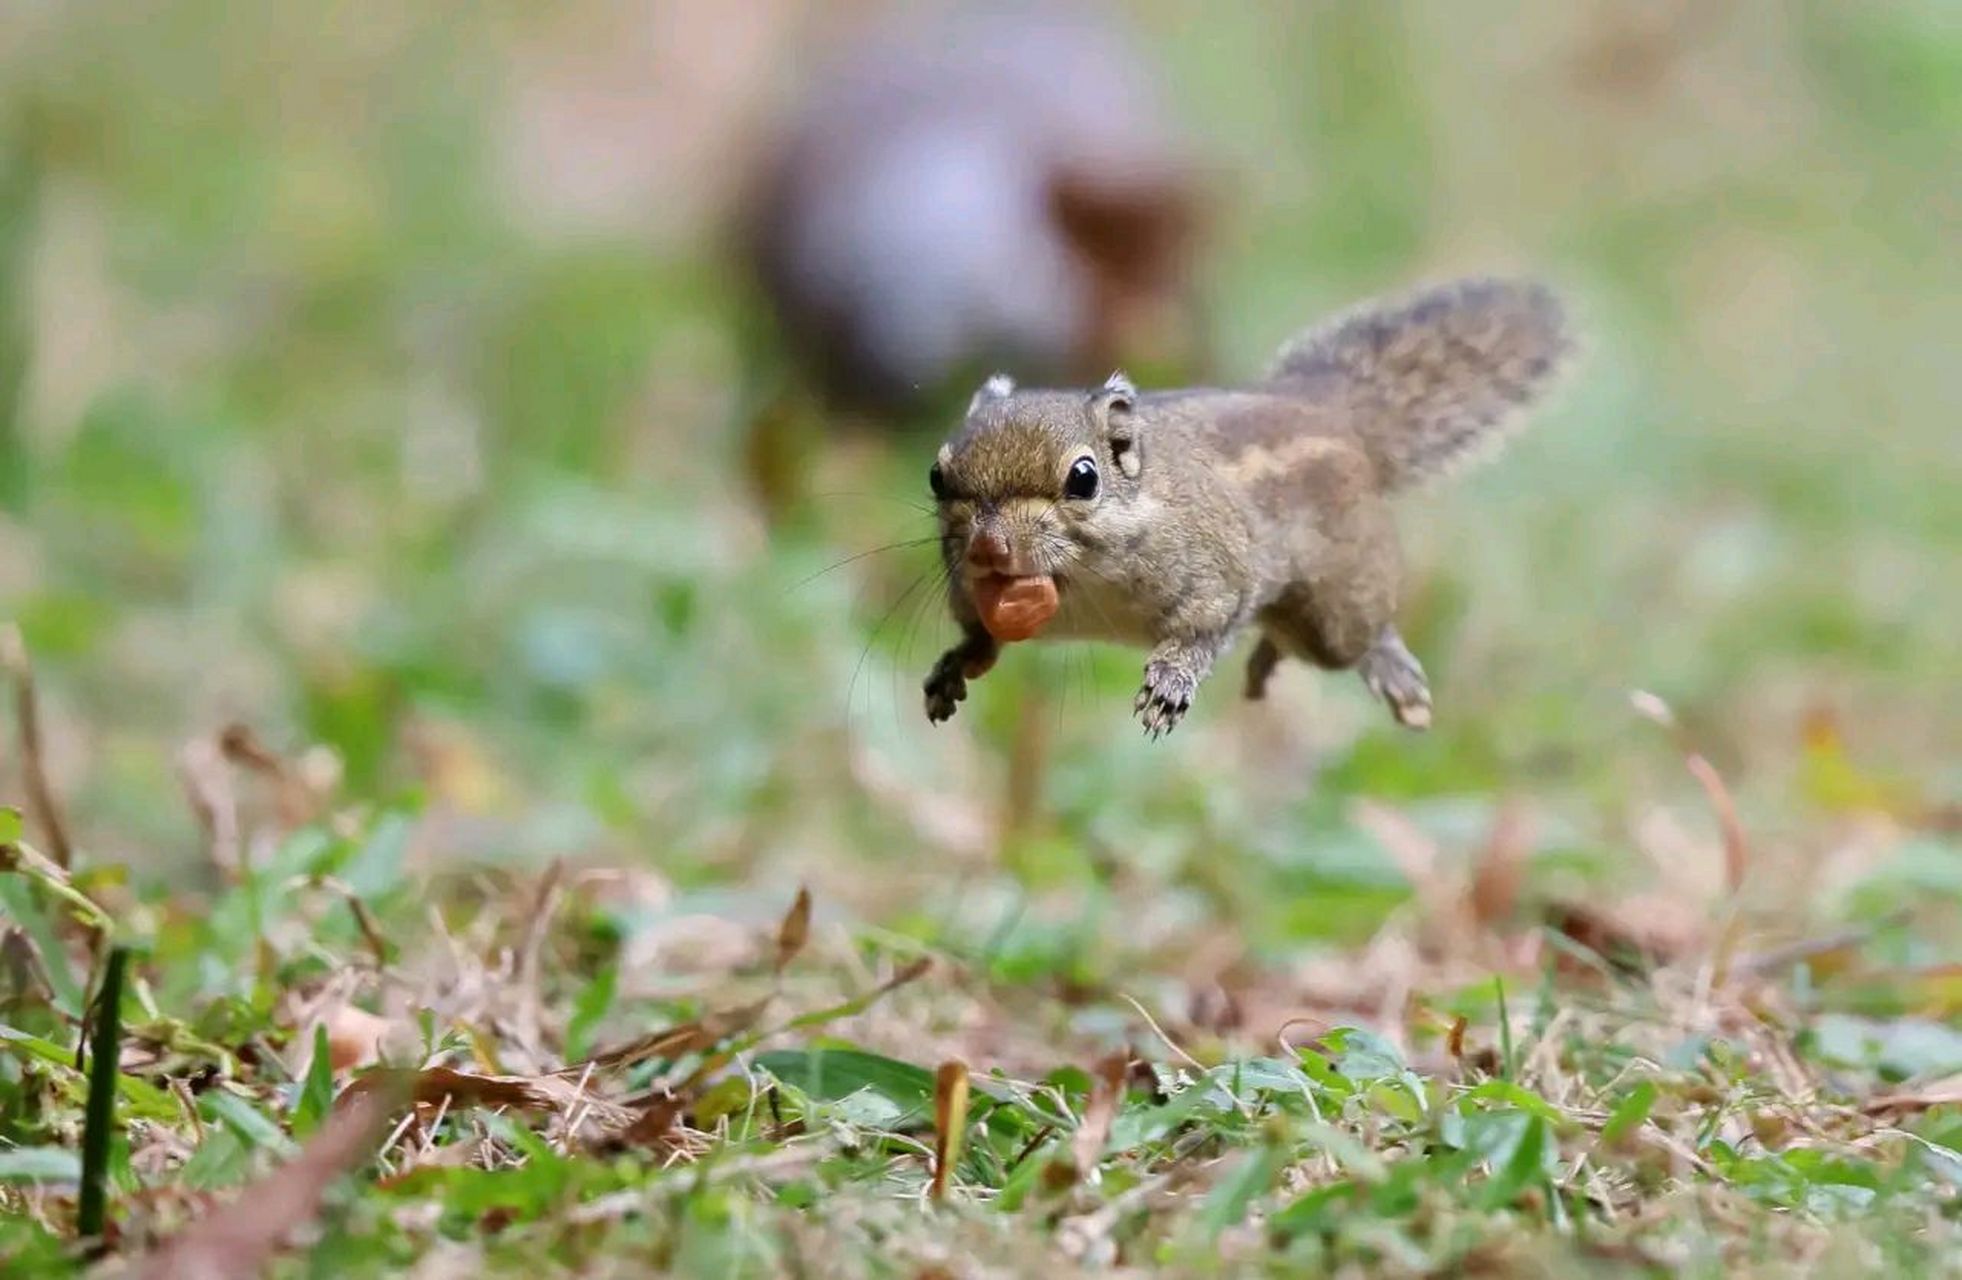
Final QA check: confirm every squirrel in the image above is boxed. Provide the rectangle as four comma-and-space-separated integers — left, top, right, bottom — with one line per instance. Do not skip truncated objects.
920, 277, 1575, 737
739, 1, 1202, 416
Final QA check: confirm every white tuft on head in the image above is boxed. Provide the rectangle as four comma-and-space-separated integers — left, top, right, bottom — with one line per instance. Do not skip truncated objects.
969, 373, 1016, 414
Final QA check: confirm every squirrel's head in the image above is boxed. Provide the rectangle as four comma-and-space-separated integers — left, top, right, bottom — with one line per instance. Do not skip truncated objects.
929, 371, 1150, 641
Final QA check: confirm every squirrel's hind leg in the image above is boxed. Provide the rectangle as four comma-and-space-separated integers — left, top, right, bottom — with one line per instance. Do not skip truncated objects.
1244, 634, 1281, 700
1357, 626, 1432, 730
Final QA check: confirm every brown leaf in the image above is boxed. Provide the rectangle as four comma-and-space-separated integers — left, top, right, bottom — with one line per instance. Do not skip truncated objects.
1072, 1054, 1127, 1179
129, 1083, 401, 1280
930, 1060, 970, 1202
614, 1095, 688, 1150
775, 886, 812, 974
321, 1004, 393, 1073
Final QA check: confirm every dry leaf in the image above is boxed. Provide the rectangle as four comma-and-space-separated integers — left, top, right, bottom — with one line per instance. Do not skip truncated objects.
322, 1004, 393, 1073
774, 886, 812, 974
613, 1096, 688, 1150
1072, 1055, 1127, 1179
930, 1060, 970, 1202
129, 1085, 400, 1280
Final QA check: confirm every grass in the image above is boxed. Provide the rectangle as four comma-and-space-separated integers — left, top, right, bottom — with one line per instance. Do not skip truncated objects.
2, 1, 1960, 1276
4, 774, 1962, 1276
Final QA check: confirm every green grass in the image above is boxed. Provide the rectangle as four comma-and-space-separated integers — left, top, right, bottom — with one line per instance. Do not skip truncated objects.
6, 810, 1962, 1276
2, 1, 1960, 1275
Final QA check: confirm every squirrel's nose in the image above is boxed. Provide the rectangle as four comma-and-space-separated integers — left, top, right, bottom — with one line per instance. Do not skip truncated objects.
965, 528, 1014, 574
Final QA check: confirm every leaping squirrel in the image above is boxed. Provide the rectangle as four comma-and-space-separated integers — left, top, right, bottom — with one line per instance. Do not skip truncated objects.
921, 277, 1576, 736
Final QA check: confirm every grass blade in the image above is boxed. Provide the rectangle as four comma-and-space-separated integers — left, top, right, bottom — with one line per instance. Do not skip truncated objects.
79, 946, 130, 1240
1199, 1141, 1286, 1242
1601, 1081, 1658, 1149
1494, 976, 1514, 1079
293, 1025, 337, 1140
1479, 1113, 1547, 1211
0, 1147, 83, 1183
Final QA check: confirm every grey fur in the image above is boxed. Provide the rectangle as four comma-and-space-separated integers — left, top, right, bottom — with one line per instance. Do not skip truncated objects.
1268, 277, 1573, 492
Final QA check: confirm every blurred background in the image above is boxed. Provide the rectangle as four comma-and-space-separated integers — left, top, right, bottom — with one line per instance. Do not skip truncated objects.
0, 1, 1956, 1002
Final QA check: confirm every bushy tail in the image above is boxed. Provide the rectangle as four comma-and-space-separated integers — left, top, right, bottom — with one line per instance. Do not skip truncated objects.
1266, 277, 1574, 492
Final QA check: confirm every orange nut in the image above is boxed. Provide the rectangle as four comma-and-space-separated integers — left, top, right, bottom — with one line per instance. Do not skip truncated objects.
974, 575, 1060, 642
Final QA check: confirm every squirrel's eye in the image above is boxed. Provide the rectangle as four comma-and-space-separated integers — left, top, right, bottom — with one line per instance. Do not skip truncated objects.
1064, 456, 1099, 500
928, 462, 949, 499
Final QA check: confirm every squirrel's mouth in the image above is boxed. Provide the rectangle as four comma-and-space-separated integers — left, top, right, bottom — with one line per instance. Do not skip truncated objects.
972, 572, 1060, 642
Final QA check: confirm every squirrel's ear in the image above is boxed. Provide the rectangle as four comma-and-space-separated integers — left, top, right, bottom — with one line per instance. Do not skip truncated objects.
967, 372, 1015, 415
1092, 371, 1141, 478
1099, 370, 1137, 410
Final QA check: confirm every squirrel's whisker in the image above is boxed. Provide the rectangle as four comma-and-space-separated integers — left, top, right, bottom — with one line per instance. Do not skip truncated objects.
787, 536, 943, 594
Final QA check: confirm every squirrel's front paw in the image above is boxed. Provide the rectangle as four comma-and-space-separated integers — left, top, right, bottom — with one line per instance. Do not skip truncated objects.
924, 638, 999, 724
923, 658, 968, 724
1134, 660, 1198, 738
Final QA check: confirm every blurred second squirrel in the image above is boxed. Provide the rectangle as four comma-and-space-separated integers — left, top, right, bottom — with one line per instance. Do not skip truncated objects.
739, 1, 1206, 421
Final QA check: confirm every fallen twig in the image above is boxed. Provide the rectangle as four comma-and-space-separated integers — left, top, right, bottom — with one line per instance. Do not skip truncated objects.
2, 624, 73, 869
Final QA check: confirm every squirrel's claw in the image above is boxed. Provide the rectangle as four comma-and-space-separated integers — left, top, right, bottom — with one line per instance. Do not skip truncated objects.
924, 659, 968, 724
1134, 660, 1198, 738
924, 631, 1000, 725
1358, 628, 1433, 731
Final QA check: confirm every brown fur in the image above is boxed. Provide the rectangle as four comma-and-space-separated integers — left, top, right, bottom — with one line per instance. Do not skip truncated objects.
923, 278, 1576, 736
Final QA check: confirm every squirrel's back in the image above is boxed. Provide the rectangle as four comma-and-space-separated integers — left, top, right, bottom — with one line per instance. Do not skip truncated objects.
1265, 278, 1573, 492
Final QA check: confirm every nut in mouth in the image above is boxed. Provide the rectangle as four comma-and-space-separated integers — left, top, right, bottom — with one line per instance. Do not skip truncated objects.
972, 572, 1060, 642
